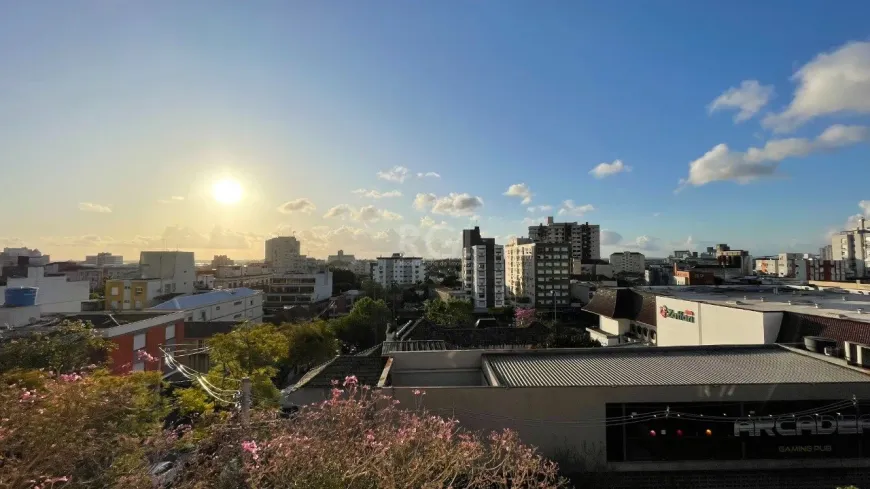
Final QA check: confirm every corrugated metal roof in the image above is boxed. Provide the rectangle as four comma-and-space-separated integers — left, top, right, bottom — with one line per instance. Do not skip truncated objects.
149, 288, 260, 310
485, 346, 870, 387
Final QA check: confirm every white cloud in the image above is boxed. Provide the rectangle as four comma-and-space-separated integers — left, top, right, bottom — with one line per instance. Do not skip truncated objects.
527, 205, 552, 213
589, 160, 632, 179
277, 198, 316, 214
708, 80, 774, 123
325, 204, 402, 222
414, 192, 484, 216
416, 172, 441, 179
376, 166, 410, 183
764, 41, 870, 132
352, 189, 402, 199
503, 183, 533, 205
626, 235, 660, 251
78, 202, 112, 213
678, 124, 870, 189
420, 216, 449, 229
324, 204, 353, 219
157, 196, 185, 204
653, 212, 661, 217
100, 226, 262, 250
600, 230, 623, 246
557, 200, 595, 217
860, 200, 870, 216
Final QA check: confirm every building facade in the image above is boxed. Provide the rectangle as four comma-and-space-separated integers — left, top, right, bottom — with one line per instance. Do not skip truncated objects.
462, 227, 505, 311
373, 254, 423, 287
105, 279, 167, 310
265, 236, 302, 271
0, 265, 89, 313
505, 238, 570, 308
139, 251, 195, 295
150, 288, 263, 323
527, 217, 600, 262
610, 251, 645, 275
263, 270, 333, 316
210, 255, 234, 268
327, 250, 356, 269
0, 247, 49, 267
832, 217, 870, 278
84, 252, 123, 266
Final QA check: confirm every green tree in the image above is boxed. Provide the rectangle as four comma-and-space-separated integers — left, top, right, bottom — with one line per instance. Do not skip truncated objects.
440, 274, 460, 288
331, 297, 391, 352
206, 322, 289, 406
0, 320, 116, 374
424, 298, 474, 327
281, 320, 340, 372
360, 278, 386, 300
330, 268, 360, 295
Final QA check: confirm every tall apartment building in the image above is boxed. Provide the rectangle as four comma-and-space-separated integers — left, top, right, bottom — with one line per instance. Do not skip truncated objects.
462, 227, 504, 311
373, 253, 423, 287
1, 247, 49, 267
819, 245, 833, 261
210, 255, 234, 268
265, 236, 302, 271
505, 238, 570, 308
139, 251, 195, 294
85, 252, 124, 266
832, 217, 870, 278
610, 251, 646, 275
528, 217, 600, 262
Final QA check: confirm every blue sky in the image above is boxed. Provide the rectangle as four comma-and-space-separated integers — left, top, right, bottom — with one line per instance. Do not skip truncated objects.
1, 1, 869, 260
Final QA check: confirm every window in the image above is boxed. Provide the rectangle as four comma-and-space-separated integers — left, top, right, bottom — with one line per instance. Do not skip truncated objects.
134, 287, 144, 295
234, 313, 242, 319
250, 299, 254, 305
216, 305, 221, 310
165, 324, 175, 340
110, 286, 119, 295
132, 362, 145, 372
234, 301, 242, 306
133, 333, 146, 350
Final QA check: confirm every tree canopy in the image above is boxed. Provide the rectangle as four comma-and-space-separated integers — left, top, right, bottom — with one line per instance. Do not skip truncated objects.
331, 297, 392, 353
423, 298, 474, 327
0, 320, 115, 374
280, 320, 339, 371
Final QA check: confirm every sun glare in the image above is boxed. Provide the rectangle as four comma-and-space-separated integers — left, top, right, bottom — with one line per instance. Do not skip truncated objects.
212, 178, 243, 204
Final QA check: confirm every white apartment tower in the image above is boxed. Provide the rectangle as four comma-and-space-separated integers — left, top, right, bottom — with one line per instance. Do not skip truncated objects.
85, 252, 124, 266
610, 251, 646, 275
265, 236, 302, 272
832, 217, 870, 278
528, 217, 600, 262
462, 227, 505, 312
139, 251, 195, 294
373, 253, 423, 286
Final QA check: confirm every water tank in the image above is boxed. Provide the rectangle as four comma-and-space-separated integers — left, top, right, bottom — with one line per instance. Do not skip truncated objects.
804, 336, 836, 354
4, 287, 38, 307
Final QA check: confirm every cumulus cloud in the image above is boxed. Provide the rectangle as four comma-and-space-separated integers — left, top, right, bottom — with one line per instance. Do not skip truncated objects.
708, 80, 775, 123
78, 202, 112, 213
522, 216, 548, 227
91, 226, 262, 250
324, 204, 402, 222
527, 205, 552, 213
557, 200, 595, 217
600, 230, 623, 246
589, 160, 632, 179
352, 189, 402, 199
291, 224, 459, 258
277, 198, 316, 214
376, 166, 410, 183
414, 192, 484, 216
417, 172, 441, 179
626, 235, 660, 251
157, 196, 185, 204
503, 183, 533, 205
420, 216, 449, 229
763, 41, 870, 132
678, 124, 870, 189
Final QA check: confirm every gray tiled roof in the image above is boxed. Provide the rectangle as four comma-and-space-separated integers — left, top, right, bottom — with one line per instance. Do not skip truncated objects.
484, 345, 870, 387
290, 355, 385, 390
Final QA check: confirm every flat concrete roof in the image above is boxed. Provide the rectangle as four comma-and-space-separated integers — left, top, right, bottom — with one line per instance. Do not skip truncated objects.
637, 285, 870, 323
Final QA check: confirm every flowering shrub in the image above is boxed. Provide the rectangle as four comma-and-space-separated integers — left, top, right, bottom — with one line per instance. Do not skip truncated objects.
0, 369, 169, 489
173, 376, 568, 488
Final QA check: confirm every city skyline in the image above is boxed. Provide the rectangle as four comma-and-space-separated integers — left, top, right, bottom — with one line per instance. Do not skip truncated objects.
2, 2, 870, 260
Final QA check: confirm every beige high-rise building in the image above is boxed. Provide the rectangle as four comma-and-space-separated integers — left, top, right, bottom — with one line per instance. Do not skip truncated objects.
831, 217, 870, 278
504, 238, 571, 308
527, 217, 600, 262
265, 236, 302, 272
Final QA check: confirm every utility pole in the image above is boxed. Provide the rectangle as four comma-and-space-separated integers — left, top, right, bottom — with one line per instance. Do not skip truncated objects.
240, 377, 252, 426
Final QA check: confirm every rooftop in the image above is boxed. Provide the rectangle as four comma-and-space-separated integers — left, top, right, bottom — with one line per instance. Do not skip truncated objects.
637, 285, 870, 323
149, 288, 260, 310
483, 345, 870, 388
286, 355, 386, 391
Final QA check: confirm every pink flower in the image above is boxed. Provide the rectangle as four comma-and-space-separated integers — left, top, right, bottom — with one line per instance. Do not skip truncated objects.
413, 389, 425, 396
59, 373, 82, 383
342, 375, 358, 387
241, 440, 260, 461
136, 350, 159, 363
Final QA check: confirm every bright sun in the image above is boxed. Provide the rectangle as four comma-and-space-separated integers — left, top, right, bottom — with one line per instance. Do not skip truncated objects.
212, 178, 243, 204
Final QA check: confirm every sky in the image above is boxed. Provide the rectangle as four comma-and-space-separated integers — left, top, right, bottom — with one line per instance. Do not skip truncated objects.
2, 1, 870, 261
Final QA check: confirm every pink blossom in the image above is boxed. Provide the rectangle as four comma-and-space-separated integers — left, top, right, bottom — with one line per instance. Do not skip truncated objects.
59, 373, 82, 383
342, 375, 358, 387
241, 440, 260, 461
136, 350, 159, 363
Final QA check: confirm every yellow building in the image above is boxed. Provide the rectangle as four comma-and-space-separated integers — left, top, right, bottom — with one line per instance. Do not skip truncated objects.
105, 278, 172, 310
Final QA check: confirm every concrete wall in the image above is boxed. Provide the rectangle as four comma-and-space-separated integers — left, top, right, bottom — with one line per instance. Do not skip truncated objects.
384, 382, 870, 469
0, 267, 89, 313
599, 317, 629, 336
655, 296, 702, 346
655, 297, 783, 347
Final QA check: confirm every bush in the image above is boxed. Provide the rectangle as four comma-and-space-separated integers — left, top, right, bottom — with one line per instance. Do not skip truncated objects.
0, 369, 169, 488
173, 377, 568, 488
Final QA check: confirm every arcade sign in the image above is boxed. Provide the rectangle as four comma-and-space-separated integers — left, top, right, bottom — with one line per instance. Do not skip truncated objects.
734, 415, 870, 436
659, 305, 696, 323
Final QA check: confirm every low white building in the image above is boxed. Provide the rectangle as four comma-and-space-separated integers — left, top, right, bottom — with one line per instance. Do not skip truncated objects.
264, 270, 333, 313
149, 288, 263, 323
139, 251, 195, 295
0, 265, 89, 313
609, 251, 645, 275
373, 254, 423, 287
85, 252, 123, 266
